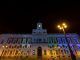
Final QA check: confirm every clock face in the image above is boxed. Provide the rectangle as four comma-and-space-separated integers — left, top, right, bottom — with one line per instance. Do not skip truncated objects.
39, 25, 41, 27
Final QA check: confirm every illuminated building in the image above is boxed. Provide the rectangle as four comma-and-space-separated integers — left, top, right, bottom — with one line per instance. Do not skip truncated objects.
0, 23, 80, 60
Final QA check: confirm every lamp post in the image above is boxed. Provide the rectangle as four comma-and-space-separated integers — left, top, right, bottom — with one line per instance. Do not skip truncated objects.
57, 23, 76, 60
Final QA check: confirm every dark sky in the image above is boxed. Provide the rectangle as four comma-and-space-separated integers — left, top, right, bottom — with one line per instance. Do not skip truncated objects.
0, 1, 80, 34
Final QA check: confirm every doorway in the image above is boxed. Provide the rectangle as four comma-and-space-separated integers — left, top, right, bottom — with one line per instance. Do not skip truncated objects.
37, 46, 42, 59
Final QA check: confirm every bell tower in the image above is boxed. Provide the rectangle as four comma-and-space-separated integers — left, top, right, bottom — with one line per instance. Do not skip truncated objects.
32, 22, 47, 43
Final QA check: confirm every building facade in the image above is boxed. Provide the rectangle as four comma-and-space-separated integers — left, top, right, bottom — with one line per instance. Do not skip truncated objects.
0, 23, 80, 60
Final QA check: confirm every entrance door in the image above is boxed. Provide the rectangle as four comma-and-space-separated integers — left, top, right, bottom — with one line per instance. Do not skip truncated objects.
37, 47, 42, 59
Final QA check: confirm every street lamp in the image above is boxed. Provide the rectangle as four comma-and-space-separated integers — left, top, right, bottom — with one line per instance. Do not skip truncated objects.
57, 23, 67, 34
57, 23, 76, 60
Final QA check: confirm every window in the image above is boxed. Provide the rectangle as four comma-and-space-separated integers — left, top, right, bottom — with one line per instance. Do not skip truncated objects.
27, 44, 31, 48
23, 46, 25, 48
22, 38, 26, 44
9, 45, 11, 48
50, 50, 53, 55
57, 38, 62, 44
61, 50, 63, 54
27, 50, 30, 55
56, 50, 58, 55
20, 45, 22, 48
66, 50, 69, 54
73, 38, 79, 44
33, 32, 36, 33
48, 44, 53, 48
54, 37, 57, 44
11, 38, 16, 44
21, 38, 23, 43
26, 38, 28, 43
17, 38, 21, 44
32, 50, 35, 55
54, 44, 57, 47
63, 45, 67, 48
67, 38, 72, 43
43, 39, 46, 43
17, 45, 19, 48
16, 38, 18, 43
14, 45, 17, 48
64, 49, 66, 54
28, 38, 32, 44
8, 38, 13, 44
14, 38, 17, 44
62, 38, 66, 44
48, 37, 53, 43
25, 45, 27, 48
44, 50, 46, 55
78, 38, 80, 43
39, 39, 41, 43
7, 38, 10, 44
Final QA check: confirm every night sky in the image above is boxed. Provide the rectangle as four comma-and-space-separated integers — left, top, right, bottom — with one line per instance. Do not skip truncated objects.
0, 1, 80, 34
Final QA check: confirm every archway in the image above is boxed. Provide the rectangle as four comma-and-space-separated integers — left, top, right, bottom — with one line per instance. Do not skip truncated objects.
37, 46, 42, 59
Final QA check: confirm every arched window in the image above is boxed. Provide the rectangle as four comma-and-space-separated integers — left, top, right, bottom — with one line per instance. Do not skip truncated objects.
57, 38, 62, 44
